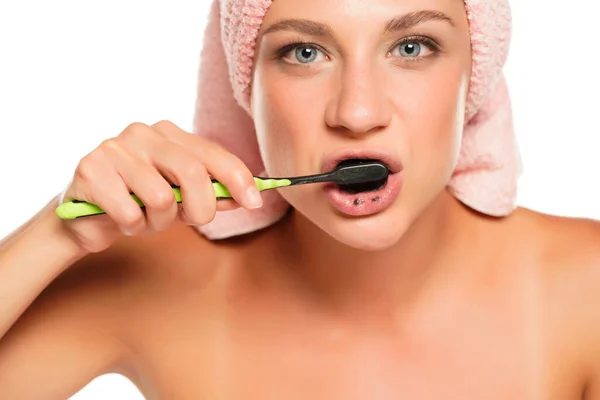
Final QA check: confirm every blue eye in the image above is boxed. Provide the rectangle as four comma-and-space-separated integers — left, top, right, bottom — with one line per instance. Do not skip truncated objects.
295, 46, 319, 63
390, 38, 437, 59
277, 43, 327, 64
399, 42, 421, 57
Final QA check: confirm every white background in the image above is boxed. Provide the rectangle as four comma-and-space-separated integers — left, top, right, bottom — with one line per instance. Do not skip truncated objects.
1, 0, 599, 398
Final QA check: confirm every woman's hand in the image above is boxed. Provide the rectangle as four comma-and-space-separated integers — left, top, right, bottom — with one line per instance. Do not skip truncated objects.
58, 120, 262, 253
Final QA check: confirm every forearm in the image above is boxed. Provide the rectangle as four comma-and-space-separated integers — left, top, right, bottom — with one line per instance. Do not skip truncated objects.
0, 196, 56, 250
0, 196, 88, 339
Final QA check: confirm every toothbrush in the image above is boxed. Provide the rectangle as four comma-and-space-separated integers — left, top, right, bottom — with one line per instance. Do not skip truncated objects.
55, 161, 389, 219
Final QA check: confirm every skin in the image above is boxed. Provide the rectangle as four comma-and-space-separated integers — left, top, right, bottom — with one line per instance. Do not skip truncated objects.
252, 0, 470, 250
0, 0, 599, 398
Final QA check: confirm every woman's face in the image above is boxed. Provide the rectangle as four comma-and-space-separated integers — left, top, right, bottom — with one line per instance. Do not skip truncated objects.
251, 0, 472, 251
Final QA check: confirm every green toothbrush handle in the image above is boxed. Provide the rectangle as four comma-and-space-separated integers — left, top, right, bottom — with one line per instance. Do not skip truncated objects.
55, 178, 291, 220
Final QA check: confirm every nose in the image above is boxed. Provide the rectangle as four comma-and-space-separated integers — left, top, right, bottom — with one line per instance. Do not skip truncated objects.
325, 62, 392, 136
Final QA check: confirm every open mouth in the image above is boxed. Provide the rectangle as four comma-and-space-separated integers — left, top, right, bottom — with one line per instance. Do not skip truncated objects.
334, 158, 390, 194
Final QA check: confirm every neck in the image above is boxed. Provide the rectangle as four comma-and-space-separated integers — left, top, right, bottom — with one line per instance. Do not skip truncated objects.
270, 190, 485, 316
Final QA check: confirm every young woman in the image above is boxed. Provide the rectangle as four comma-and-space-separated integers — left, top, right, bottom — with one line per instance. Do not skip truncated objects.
1, 0, 599, 398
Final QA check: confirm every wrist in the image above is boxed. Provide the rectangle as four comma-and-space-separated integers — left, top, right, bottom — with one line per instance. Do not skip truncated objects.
12, 203, 92, 281
38, 207, 90, 263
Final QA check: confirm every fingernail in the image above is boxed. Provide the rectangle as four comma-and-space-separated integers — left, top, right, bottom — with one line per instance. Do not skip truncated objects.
246, 186, 263, 209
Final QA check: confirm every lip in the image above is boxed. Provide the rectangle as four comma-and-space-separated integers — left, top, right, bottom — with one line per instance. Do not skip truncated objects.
321, 148, 404, 174
320, 148, 404, 216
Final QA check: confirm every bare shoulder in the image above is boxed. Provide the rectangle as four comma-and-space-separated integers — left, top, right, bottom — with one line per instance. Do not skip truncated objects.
0, 221, 223, 398
524, 208, 600, 288
514, 208, 600, 394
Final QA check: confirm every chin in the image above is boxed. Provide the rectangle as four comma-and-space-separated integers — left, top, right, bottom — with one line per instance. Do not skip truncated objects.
303, 203, 411, 251
330, 214, 409, 251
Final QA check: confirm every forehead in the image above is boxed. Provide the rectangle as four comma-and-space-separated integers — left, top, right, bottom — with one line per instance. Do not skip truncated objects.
261, 0, 466, 28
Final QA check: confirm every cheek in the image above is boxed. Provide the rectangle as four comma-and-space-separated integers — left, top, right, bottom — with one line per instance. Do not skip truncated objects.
398, 66, 468, 181
252, 69, 328, 176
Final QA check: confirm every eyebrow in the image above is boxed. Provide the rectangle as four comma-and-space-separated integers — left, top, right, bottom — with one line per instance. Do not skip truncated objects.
261, 10, 454, 38
262, 19, 333, 37
384, 10, 455, 32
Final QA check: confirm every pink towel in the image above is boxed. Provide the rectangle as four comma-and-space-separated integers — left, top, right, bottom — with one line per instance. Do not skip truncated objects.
193, 0, 521, 240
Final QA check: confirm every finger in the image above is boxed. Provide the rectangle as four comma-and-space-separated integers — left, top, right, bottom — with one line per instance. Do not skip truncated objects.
147, 140, 217, 226
177, 200, 240, 226
202, 145, 263, 210
100, 140, 178, 232
216, 198, 242, 212
157, 132, 261, 210
70, 148, 147, 235
116, 122, 161, 161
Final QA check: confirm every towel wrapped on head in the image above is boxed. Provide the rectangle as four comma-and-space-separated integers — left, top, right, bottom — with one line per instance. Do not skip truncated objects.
192, 0, 521, 240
